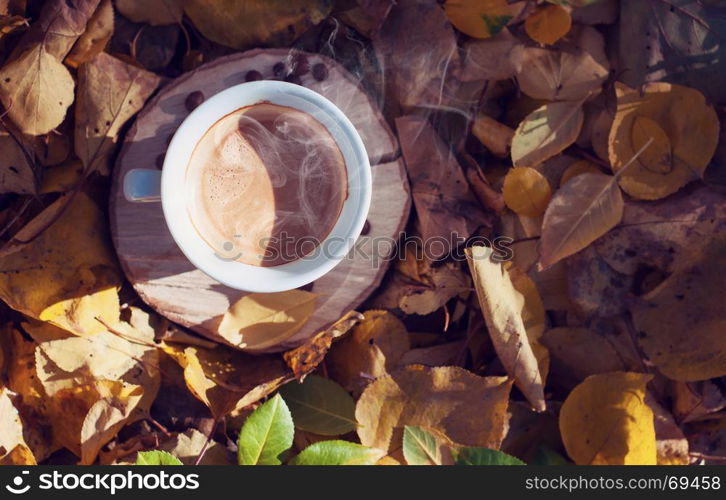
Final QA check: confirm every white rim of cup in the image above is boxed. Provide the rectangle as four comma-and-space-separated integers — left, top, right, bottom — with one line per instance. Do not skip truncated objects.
161, 81, 372, 293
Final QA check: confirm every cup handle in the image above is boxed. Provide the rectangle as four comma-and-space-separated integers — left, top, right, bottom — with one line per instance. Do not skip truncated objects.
123, 168, 162, 202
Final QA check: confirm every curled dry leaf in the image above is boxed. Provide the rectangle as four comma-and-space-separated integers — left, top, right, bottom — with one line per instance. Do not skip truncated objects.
0, 123, 36, 194
75, 52, 162, 175
374, 0, 460, 109
472, 114, 515, 158
327, 310, 410, 396
516, 26, 609, 101
560, 372, 656, 465
356, 365, 513, 454
524, 4, 572, 45
162, 343, 289, 418
502, 167, 552, 217
65, 0, 114, 68
218, 290, 318, 351
185, 0, 332, 49
632, 235, 726, 382
0, 0, 101, 135
398, 263, 470, 316
608, 82, 720, 200
0, 193, 121, 336
539, 173, 623, 269
511, 101, 585, 168
283, 311, 364, 381
443, 0, 524, 39
115, 0, 185, 26
466, 246, 546, 412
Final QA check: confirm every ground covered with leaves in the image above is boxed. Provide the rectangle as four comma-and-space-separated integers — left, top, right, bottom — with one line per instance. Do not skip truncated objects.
1, 0, 725, 466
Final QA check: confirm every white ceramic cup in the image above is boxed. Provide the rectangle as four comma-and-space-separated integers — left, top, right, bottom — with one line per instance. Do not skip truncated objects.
123, 81, 372, 293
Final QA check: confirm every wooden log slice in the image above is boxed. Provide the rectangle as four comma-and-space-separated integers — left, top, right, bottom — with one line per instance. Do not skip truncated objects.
110, 48, 410, 352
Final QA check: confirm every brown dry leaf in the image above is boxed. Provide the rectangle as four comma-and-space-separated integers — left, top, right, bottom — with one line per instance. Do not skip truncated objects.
374, 0, 460, 109
158, 429, 233, 465
0, 122, 36, 194
525, 4, 572, 45
0, 387, 36, 465
608, 82, 719, 200
461, 28, 524, 82
502, 167, 552, 217
327, 310, 410, 396
516, 26, 609, 101
396, 115, 491, 258
399, 341, 465, 367
162, 343, 289, 418
465, 246, 546, 412
116, 0, 185, 26
398, 263, 470, 316
283, 311, 364, 381
48, 380, 143, 464
0, 0, 100, 135
632, 235, 726, 382
34, 323, 160, 415
511, 101, 585, 168
541, 327, 632, 389
0, 193, 122, 336
559, 372, 656, 465
65, 0, 114, 68
75, 52, 162, 175
185, 0, 332, 49
218, 290, 318, 351
356, 365, 513, 453
443, 0, 524, 39
559, 159, 601, 186
0, 14, 26, 42
466, 166, 505, 214
539, 173, 623, 269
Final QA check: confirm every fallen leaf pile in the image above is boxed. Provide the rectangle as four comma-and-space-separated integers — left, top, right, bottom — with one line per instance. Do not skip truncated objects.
1, 0, 725, 466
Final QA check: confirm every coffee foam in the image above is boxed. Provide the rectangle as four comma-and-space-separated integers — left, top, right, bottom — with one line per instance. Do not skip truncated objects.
185, 103, 348, 266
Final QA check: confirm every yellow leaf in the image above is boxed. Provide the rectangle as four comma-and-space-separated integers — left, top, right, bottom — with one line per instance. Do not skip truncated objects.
0, 193, 122, 336
525, 4, 572, 45
443, 0, 523, 39
630, 116, 672, 174
511, 101, 585, 168
632, 235, 726, 381
75, 52, 162, 175
559, 160, 601, 186
115, 0, 185, 26
466, 246, 546, 411
608, 82, 719, 200
560, 372, 656, 465
48, 380, 144, 464
516, 26, 609, 101
162, 343, 289, 418
503, 167, 552, 217
327, 310, 410, 396
356, 366, 512, 454
539, 173, 623, 269
65, 0, 114, 68
218, 290, 318, 351
185, 0, 332, 49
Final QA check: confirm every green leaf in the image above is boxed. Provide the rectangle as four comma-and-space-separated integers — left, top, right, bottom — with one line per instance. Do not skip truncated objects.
237, 394, 294, 465
279, 375, 357, 436
135, 450, 183, 465
453, 447, 525, 465
402, 426, 453, 465
289, 440, 385, 465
